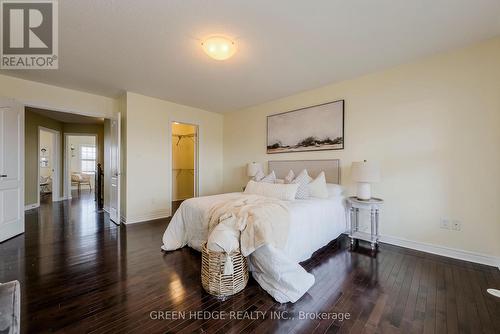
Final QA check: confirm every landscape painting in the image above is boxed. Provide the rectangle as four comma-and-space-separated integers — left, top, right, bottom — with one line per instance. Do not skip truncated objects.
267, 100, 344, 153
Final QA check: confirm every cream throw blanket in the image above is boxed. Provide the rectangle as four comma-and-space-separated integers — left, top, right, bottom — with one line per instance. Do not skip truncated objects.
162, 193, 316, 303
207, 194, 289, 257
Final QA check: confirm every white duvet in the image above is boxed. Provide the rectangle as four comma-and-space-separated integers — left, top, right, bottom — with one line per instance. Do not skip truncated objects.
162, 192, 346, 303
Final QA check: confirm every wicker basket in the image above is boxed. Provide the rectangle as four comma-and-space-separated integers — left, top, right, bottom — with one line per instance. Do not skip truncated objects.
201, 242, 249, 297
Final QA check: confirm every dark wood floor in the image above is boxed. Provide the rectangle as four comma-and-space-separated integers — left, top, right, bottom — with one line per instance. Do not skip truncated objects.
0, 194, 499, 334
172, 199, 185, 216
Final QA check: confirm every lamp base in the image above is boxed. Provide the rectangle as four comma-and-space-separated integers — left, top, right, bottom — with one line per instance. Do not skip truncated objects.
356, 182, 371, 201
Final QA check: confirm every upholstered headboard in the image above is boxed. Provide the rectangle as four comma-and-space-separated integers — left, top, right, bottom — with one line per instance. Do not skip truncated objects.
268, 159, 341, 184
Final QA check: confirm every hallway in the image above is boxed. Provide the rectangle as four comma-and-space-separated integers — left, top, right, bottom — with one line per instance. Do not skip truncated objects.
37, 190, 105, 235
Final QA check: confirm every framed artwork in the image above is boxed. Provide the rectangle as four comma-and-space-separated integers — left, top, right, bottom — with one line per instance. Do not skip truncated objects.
40, 148, 49, 167
267, 100, 344, 154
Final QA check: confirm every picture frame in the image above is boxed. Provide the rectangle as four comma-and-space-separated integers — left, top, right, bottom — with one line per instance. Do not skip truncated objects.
266, 99, 344, 154
40, 148, 50, 167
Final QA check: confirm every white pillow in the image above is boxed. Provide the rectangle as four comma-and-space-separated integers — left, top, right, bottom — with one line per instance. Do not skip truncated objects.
275, 178, 285, 184
308, 171, 328, 199
254, 170, 265, 181
292, 169, 310, 199
260, 170, 276, 183
244, 180, 298, 201
284, 170, 295, 184
326, 183, 344, 197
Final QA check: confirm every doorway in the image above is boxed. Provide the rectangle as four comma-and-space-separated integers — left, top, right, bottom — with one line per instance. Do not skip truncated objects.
38, 127, 60, 206
65, 134, 98, 200
171, 122, 198, 214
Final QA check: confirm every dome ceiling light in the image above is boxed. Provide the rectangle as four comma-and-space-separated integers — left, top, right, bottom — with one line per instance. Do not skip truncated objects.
201, 35, 237, 61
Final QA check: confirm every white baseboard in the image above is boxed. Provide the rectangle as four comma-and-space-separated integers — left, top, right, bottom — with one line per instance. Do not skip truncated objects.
380, 235, 500, 268
122, 209, 171, 225
24, 203, 39, 211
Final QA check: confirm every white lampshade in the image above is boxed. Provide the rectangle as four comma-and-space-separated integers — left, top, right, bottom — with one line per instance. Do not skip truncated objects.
247, 162, 262, 177
351, 160, 381, 183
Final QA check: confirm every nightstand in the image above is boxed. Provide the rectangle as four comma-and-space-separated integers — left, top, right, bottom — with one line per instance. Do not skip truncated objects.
346, 196, 384, 253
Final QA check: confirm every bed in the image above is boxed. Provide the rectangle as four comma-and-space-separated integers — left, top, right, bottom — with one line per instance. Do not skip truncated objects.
162, 159, 347, 303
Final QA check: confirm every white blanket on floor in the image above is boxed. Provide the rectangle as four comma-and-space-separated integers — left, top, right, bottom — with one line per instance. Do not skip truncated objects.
162, 193, 316, 303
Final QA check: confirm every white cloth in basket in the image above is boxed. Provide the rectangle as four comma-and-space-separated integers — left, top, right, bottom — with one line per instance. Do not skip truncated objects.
207, 213, 240, 275
205, 194, 314, 303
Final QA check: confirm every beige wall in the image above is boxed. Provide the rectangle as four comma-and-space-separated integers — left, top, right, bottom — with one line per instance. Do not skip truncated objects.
223, 37, 500, 258
124, 92, 223, 223
0, 74, 118, 118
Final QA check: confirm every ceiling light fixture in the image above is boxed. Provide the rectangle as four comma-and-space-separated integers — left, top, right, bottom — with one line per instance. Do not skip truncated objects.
201, 35, 237, 61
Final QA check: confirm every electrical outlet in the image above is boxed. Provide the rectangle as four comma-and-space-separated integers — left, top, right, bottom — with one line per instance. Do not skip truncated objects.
440, 219, 450, 229
452, 220, 461, 231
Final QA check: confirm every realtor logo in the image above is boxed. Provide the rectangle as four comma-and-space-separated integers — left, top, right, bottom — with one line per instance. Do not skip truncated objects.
1, 0, 58, 69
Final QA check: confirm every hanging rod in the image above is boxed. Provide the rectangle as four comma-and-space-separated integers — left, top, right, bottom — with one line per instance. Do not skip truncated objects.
172, 133, 196, 137
172, 133, 196, 146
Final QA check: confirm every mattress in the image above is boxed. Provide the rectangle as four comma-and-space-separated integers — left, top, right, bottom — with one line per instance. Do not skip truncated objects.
164, 192, 347, 262
285, 196, 347, 262
162, 192, 347, 303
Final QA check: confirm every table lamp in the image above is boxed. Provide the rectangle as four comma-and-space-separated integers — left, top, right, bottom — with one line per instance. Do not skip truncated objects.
247, 162, 262, 179
351, 160, 380, 200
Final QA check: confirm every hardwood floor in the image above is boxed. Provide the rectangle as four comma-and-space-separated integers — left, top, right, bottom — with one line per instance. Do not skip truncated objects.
172, 200, 185, 216
0, 195, 499, 333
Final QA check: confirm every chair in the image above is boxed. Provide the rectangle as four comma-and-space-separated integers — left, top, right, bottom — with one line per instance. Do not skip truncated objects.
0, 281, 20, 334
71, 173, 92, 193
39, 176, 52, 194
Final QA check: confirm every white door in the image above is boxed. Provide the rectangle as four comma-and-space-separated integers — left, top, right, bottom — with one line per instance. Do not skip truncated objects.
0, 99, 24, 242
109, 114, 121, 224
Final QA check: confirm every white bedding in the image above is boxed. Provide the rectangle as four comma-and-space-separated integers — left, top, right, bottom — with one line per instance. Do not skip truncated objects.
161, 192, 347, 303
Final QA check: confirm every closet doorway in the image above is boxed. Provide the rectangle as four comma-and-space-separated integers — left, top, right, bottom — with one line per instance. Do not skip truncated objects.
171, 122, 198, 215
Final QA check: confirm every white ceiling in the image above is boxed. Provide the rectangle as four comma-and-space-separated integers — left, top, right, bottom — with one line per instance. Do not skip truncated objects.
3, 0, 500, 112
28, 107, 104, 124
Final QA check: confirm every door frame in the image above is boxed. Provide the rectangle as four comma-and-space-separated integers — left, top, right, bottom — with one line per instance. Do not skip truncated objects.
37, 126, 61, 206
7, 96, 123, 222
169, 120, 199, 216
18, 101, 118, 214
108, 115, 121, 224
64, 133, 98, 199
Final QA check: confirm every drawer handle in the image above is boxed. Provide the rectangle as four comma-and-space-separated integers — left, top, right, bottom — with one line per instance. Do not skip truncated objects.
0, 174, 7, 178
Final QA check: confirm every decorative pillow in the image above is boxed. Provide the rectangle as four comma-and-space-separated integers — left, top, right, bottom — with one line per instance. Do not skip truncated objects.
275, 178, 285, 184
244, 180, 298, 201
292, 169, 310, 199
253, 170, 265, 181
308, 171, 329, 199
260, 170, 276, 183
326, 183, 344, 197
284, 170, 295, 184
